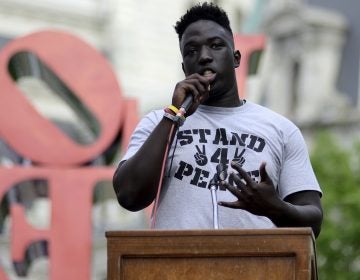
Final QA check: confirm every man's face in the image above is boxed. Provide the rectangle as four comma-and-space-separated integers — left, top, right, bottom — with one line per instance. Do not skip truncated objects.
180, 20, 240, 98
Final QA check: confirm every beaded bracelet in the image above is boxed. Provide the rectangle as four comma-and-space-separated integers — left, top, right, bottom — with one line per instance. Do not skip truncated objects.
163, 110, 186, 126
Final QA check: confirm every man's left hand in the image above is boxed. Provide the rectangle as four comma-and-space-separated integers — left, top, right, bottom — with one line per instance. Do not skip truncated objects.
218, 161, 283, 217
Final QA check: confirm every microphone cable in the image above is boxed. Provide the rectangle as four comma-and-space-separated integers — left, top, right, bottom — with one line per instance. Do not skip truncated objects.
150, 122, 177, 229
150, 102, 188, 229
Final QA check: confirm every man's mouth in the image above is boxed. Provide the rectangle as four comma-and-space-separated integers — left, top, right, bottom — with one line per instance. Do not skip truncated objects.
202, 70, 216, 78
202, 70, 216, 91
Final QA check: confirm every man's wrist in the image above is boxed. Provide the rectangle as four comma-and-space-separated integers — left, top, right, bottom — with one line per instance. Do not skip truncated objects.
267, 200, 295, 227
163, 106, 186, 126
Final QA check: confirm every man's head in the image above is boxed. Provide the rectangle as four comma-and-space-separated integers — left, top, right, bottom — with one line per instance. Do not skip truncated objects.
174, 2, 233, 42
174, 2, 240, 102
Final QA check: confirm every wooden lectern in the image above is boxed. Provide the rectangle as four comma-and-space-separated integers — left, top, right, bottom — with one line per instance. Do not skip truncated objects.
106, 228, 317, 280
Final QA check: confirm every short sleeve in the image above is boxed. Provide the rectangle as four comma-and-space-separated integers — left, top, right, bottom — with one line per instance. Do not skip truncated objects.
278, 129, 322, 199
120, 110, 162, 162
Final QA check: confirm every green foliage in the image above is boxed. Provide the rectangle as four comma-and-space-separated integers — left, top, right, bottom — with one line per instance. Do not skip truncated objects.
310, 131, 360, 279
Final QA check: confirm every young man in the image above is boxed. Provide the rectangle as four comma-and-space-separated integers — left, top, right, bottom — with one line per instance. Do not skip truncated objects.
113, 2, 323, 237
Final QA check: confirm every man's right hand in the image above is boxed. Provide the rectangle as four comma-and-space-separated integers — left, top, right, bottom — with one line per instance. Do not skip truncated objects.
172, 73, 215, 116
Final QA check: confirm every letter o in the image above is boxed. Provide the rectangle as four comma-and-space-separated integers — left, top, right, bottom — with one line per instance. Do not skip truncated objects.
0, 30, 124, 166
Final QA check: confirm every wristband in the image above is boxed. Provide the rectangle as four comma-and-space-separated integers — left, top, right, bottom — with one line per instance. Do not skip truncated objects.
164, 107, 176, 115
167, 105, 179, 115
163, 112, 185, 126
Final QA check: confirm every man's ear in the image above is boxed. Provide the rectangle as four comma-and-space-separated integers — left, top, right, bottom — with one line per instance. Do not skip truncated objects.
234, 50, 241, 68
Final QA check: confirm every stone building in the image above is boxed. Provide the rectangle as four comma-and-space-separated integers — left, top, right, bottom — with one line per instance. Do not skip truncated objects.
250, 0, 360, 145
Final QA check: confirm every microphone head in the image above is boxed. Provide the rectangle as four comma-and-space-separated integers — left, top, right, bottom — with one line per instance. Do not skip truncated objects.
216, 163, 227, 181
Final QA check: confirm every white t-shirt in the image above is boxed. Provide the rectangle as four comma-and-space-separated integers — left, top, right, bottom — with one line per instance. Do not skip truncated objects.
121, 101, 321, 229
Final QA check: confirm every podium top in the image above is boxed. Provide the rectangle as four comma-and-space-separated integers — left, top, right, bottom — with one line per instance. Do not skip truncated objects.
106, 227, 314, 239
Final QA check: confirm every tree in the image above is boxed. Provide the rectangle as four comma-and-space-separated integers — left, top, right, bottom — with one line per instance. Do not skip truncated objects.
310, 131, 360, 279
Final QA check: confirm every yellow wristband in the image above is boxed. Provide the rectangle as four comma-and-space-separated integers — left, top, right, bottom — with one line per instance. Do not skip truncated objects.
168, 105, 179, 114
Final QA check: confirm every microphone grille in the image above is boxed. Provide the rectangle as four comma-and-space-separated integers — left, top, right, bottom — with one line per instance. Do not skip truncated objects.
216, 163, 227, 181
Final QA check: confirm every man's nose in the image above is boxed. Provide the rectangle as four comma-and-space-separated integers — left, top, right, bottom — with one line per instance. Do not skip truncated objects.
199, 46, 213, 64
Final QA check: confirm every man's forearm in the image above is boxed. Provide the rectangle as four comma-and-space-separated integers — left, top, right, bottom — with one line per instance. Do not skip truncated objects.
269, 200, 323, 238
113, 118, 177, 211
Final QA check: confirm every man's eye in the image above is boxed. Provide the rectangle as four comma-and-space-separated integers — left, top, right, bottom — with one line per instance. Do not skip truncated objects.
211, 43, 223, 49
185, 48, 197, 55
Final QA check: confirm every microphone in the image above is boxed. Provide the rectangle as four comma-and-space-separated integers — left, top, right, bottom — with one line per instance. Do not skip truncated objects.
180, 94, 193, 112
216, 163, 228, 181
209, 174, 219, 230
209, 163, 228, 229
179, 85, 210, 113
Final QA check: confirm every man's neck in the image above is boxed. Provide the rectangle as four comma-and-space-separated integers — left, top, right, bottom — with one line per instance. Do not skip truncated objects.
203, 89, 243, 108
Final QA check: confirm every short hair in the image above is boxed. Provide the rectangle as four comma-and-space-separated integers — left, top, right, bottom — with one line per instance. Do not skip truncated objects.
174, 2, 233, 41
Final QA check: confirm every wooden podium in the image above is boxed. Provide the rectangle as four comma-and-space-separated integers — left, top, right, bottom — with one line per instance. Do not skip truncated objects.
106, 228, 317, 280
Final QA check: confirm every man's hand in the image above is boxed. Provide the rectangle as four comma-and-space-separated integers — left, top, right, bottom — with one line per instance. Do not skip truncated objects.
218, 161, 283, 217
172, 73, 215, 116
218, 161, 323, 238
